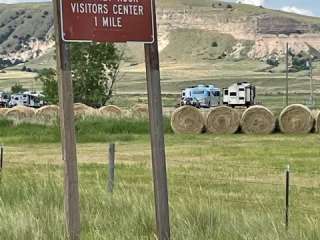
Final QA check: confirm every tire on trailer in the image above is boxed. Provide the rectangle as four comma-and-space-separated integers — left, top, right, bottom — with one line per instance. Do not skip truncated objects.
206, 106, 240, 134
171, 106, 205, 134
279, 104, 314, 134
240, 105, 275, 134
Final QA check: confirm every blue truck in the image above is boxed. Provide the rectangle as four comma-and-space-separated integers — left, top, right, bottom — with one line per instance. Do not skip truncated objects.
180, 85, 221, 108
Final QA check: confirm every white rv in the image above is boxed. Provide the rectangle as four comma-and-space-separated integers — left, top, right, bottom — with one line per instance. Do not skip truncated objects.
223, 82, 256, 107
9, 91, 46, 108
181, 85, 221, 108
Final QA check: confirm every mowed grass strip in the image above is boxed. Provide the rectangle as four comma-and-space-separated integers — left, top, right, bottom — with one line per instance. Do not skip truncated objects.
0, 133, 319, 239
0, 117, 173, 144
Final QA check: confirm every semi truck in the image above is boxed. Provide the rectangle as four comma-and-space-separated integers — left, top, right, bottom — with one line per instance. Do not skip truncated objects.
181, 85, 221, 108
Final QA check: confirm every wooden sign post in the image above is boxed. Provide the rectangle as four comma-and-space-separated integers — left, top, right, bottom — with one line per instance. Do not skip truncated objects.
144, 1, 171, 239
53, 0, 170, 239
53, 1, 80, 240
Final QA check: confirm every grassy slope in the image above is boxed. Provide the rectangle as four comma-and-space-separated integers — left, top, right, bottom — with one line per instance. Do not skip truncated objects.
0, 132, 319, 239
0, 3, 52, 54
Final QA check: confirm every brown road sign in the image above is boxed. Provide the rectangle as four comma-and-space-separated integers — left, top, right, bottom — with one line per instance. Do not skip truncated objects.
60, 0, 154, 43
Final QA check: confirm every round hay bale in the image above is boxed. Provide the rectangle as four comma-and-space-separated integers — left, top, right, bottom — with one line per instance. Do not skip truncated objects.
206, 106, 240, 134
5, 106, 35, 120
131, 104, 149, 119
0, 108, 9, 117
36, 105, 59, 121
240, 106, 275, 134
99, 105, 122, 118
312, 110, 320, 133
171, 106, 205, 134
279, 104, 314, 134
74, 103, 96, 119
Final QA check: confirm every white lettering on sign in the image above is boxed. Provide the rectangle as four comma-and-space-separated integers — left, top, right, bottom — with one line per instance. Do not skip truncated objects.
61, 0, 154, 42
112, 5, 144, 15
69, 1, 145, 29
71, 3, 109, 14
102, 16, 122, 28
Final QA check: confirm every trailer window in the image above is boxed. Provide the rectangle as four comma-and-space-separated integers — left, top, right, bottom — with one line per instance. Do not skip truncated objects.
224, 89, 228, 95
239, 97, 245, 100
239, 88, 245, 91
230, 92, 237, 96
192, 90, 205, 95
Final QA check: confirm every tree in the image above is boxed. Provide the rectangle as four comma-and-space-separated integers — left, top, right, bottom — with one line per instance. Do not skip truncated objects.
11, 82, 25, 93
37, 42, 122, 106
70, 42, 122, 107
36, 68, 59, 104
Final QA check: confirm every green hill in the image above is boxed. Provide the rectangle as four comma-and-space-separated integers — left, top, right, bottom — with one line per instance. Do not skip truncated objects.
0, 3, 52, 56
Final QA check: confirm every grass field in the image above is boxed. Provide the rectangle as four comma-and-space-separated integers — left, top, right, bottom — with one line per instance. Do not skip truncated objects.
0, 118, 319, 239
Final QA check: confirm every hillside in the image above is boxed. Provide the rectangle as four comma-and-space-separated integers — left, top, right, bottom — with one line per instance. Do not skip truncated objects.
0, 1, 320, 69
0, 3, 54, 67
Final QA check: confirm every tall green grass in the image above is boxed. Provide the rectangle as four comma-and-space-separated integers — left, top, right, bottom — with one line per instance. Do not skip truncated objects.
0, 117, 173, 144
0, 163, 319, 239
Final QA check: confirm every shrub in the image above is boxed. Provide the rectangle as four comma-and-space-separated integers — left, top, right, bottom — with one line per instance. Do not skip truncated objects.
211, 41, 218, 47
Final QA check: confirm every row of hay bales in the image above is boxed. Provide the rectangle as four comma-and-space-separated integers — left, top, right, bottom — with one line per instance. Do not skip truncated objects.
171, 104, 320, 134
0, 103, 150, 122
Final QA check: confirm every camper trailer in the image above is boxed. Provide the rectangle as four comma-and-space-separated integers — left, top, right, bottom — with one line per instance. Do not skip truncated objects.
9, 91, 46, 108
223, 82, 256, 107
181, 85, 221, 108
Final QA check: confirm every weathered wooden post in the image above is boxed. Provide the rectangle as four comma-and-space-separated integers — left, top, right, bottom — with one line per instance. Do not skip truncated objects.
285, 42, 289, 106
0, 145, 3, 170
285, 165, 290, 230
108, 143, 115, 193
144, 0, 171, 239
52, 1, 80, 239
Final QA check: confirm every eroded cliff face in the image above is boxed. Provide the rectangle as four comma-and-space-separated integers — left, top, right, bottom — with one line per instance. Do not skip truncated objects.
5, 38, 55, 62
249, 34, 320, 58
156, 7, 320, 58
1, 3, 320, 65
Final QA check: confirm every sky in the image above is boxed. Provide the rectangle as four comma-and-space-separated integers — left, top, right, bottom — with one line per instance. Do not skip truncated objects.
0, 0, 319, 17
233, 0, 320, 17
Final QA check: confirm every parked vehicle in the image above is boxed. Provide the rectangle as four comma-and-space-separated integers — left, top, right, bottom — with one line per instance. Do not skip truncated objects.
0, 91, 10, 107
181, 85, 221, 108
9, 91, 46, 108
223, 82, 256, 107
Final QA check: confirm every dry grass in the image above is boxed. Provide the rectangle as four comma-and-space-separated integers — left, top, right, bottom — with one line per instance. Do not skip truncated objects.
240, 105, 275, 134
99, 105, 122, 118
279, 104, 314, 134
131, 104, 149, 119
36, 105, 59, 122
5, 106, 35, 121
74, 103, 97, 119
206, 106, 240, 134
171, 106, 205, 134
